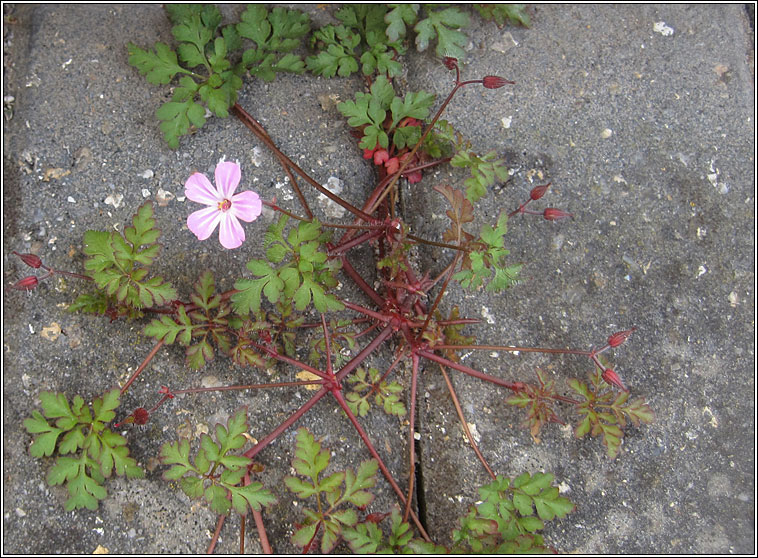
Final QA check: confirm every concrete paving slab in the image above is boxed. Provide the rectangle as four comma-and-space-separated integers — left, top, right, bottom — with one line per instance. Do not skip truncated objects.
3, 3, 754, 554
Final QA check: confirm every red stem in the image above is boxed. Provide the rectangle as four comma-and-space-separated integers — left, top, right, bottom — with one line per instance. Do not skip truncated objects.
252, 508, 272, 554
417, 349, 520, 391
329, 383, 430, 541
403, 353, 420, 523
207, 514, 226, 554
339, 256, 385, 308
120, 339, 164, 395
437, 363, 496, 479
433, 344, 591, 356
232, 103, 373, 222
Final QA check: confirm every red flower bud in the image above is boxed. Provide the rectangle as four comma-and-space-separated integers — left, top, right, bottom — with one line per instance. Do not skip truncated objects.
115, 407, 150, 427
10, 276, 39, 291
601, 368, 629, 392
529, 183, 551, 201
608, 327, 637, 348
543, 208, 573, 221
132, 407, 150, 425
12, 251, 42, 268
482, 75, 515, 89
443, 56, 458, 70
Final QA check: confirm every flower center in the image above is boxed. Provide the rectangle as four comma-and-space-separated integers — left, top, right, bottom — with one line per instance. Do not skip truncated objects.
218, 199, 232, 212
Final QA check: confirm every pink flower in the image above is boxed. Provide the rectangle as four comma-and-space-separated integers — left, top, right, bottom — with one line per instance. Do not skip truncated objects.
185, 161, 262, 249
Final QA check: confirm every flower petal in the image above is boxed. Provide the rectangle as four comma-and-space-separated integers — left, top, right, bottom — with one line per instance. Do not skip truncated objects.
230, 190, 262, 222
215, 161, 241, 199
218, 213, 245, 249
185, 172, 220, 205
187, 206, 222, 241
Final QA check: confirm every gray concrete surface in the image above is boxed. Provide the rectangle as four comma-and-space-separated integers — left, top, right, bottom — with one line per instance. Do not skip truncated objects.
3, 4, 754, 554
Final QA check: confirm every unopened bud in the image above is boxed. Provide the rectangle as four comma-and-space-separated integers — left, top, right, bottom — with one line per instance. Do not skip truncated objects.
601, 368, 629, 392
132, 407, 150, 425
117, 407, 150, 428
543, 208, 573, 221
443, 56, 458, 70
12, 251, 42, 268
482, 75, 515, 89
529, 183, 551, 201
10, 276, 39, 291
608, 327, 637, 348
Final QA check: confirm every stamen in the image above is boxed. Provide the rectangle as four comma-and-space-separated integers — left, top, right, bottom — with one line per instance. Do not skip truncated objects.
218, 199, 232, 211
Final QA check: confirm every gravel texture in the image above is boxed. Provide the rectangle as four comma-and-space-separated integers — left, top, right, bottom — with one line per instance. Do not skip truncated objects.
3, 4, 754, 554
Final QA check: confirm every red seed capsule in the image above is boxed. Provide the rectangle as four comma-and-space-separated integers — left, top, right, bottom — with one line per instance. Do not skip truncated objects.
529, 183, 551, 201
608, 327, 637, 348
601, 368, 629, 392
10, 276, 39, 291
12, 251, 42, 268
482, 75, 515, 89
543, 208, 573, 221
443, 56, 458, 70
132, 407, 150, 425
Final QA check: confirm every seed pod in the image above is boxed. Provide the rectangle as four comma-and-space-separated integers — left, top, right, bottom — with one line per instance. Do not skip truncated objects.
12, 251, 42, 268
10, 276, 39, 291
608, 327, 637, 348
543, 208, 573, 221
482, 75, 515, 89
529, 183, 551, 201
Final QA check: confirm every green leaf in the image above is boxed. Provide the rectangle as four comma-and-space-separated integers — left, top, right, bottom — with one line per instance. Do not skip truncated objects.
229, 482, 277, 515
206, 483, 231, 515
232, 257, 285, 315
533, 487, 574, 521
68, 292, 109, 315
342, 460, 378, 507
216, 407, 248, 452
306, 25, 360, 78
473, 4, 531, 28
384, 4, 419, 41
24, 411, 62, 458
155, 100, 206, 149
180, 475, 204, 499
292, 522, 319, 549
48, 455, 107, 511
292, 428, 331, 482
91, 388, 120, 425
414, 7, 470, 59
390, 90, 435, 127
172, 16, 213, 61
127, 42, 186, 85
343, 521, 383, 553
238, 5, 309, 52
186, 338, 214, 369
144, 305, 194, 345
